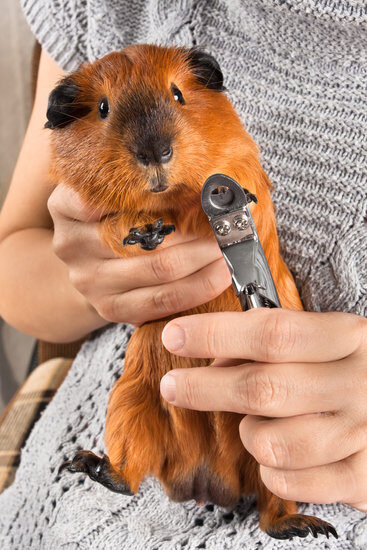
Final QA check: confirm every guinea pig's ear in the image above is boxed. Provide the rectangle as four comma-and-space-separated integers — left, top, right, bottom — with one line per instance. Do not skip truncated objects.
45, 78, 90, 129
187, 48, 225, 91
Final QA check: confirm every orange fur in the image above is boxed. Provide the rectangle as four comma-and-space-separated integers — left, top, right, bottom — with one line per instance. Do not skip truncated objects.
49, 45, 335, 539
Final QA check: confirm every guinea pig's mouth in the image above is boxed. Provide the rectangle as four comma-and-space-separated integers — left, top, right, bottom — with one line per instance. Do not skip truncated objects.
148, 174, 169, 194
151, 184, 168, 193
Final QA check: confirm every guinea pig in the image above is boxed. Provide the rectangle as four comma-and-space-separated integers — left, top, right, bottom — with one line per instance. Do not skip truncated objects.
47, 44, 337, 541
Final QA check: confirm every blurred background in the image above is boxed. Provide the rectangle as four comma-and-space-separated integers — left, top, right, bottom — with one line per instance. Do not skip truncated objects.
0, 0, 36, 414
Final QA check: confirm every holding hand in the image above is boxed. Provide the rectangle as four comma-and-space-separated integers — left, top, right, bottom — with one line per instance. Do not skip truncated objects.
160, 308, 367, 512
48, 184, 232, 326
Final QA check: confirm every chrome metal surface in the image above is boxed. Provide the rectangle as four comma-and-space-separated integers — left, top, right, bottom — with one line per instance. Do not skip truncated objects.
201, 174, 281, 311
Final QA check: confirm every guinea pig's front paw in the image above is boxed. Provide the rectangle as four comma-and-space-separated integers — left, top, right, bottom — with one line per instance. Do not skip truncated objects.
122, 218, 175, 250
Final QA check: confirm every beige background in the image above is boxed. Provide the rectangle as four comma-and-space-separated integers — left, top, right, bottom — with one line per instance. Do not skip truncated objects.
0, 0, 37, 413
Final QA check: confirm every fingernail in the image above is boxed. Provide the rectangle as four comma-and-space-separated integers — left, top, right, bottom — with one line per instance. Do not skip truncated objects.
162, 323, 185, 352
160, 373, 177, 402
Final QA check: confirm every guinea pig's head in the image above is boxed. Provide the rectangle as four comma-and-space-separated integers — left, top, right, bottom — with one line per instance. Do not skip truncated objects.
46, 44, 261, 216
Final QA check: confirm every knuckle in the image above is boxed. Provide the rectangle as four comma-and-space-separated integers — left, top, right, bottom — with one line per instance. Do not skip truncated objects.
69, 269, 89, 294
52, 229, 71, 260
150, 249, 181, 282
259, 310, 297, 362
183, 375, 200, 409
252, 428, 289, 468
98, 296, 119, 322
47, 193, 58, 217
92, 260, 105, 281
202, 322, 219, 358
356, 315, 367, 351
264, 468, 290, 499
200, 271, 219, 299
77, 199, 95, 221
238, 368, 284, 414
152, 287, 185, 315
354, 368, 367, 401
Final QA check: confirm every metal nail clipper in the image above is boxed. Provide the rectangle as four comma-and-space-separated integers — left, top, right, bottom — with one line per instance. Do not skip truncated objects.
201, 174, 281, 311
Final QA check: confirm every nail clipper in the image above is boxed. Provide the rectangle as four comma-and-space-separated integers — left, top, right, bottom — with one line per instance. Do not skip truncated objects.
201, 174, 281, 311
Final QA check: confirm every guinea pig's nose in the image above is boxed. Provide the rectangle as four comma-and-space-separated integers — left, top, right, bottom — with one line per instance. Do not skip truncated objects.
135, 143, 173, 166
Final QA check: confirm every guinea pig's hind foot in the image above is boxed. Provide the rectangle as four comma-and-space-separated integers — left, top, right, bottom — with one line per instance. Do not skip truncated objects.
263, 513, 338, 540
60, 450, 133, 495
123, 218, 175, 250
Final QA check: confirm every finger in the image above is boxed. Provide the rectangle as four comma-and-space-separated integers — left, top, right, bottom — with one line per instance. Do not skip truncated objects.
162, 309, 363, 363
259, 451, 364, 505
53, 219, 118, 261
240, 413, 361, 470
48, 184, 116, 223
100, 237, 223, 291
100, 257, 232, 324
159, 361, 349, 415
59, 227, 220, 292
49, 184, 199, 249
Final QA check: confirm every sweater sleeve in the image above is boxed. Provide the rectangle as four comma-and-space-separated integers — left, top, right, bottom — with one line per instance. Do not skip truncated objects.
20, 0, 89, 71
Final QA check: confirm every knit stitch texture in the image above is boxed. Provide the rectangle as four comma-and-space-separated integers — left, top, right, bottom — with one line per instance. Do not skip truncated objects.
1, 324, 367, 550
2, 0, 367, 548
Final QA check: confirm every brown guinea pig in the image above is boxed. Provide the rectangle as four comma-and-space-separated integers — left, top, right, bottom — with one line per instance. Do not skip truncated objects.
47, 44, 336, 541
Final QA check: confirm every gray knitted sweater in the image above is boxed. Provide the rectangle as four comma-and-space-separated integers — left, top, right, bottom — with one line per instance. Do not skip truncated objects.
1, 0, 366, 548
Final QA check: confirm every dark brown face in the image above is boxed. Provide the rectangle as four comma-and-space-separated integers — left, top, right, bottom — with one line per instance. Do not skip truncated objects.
115, 82, 180, 193
45, 45, 251, 216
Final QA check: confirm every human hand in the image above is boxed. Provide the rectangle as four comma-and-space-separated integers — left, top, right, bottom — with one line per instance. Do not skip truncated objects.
47, 184, 232, 326
160, 308, 367, 511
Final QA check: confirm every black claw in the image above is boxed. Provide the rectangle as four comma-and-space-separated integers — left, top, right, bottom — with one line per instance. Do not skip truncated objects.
266, 517, 338, 541
63, 450, 100, 475
123, 218, 175, 250
242, 188, 258, 204
328, 525, 339, 539
58, 460, 72, 474
60, 450, 133, 495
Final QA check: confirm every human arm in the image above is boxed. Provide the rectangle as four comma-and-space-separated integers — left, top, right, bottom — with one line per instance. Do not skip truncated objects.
160, 308, 367, 511
0, 49, 109, 342
0, 49, 97, 342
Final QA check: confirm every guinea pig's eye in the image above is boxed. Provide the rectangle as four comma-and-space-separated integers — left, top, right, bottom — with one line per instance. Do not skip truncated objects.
171, 84, 185, 105
98, 97, 110, 119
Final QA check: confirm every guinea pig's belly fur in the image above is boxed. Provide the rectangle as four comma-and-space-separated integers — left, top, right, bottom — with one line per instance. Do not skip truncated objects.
105, 289, 248, 507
